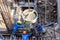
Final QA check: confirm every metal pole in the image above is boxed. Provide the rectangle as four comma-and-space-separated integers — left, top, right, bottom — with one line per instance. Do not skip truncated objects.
57, 0, 60, 29
45, 0, 48, 24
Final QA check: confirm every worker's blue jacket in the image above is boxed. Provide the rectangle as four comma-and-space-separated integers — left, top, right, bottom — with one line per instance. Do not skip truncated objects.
12, 22, 24, 34
22, 34, 31, 40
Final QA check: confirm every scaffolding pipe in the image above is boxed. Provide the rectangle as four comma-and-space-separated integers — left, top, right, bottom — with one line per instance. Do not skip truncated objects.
57, 0, 60, 29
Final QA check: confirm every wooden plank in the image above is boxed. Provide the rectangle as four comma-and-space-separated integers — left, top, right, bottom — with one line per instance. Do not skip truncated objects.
0, 0, 14, 31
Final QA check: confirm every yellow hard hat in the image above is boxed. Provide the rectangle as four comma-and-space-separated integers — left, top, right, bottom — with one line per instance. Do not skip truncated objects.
17, 21, 22, 24
23, 31, 27, 34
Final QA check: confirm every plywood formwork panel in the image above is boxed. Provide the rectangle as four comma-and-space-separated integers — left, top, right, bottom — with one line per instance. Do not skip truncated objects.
0, 13, 7, 31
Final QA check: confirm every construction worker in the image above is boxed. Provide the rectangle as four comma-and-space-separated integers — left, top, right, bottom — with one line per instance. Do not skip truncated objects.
12, 20, 24, 35
22, 31, 31, 40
